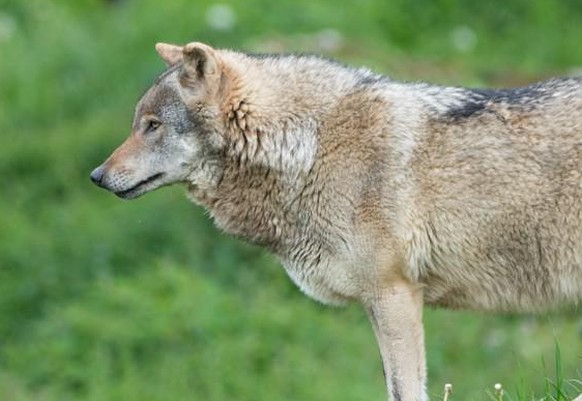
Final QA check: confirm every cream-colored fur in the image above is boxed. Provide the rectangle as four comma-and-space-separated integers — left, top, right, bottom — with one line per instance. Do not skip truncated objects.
90, 42, 582, 401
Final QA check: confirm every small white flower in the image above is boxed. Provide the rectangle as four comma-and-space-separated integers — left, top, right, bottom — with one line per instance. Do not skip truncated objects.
443, 383, 453, 401
494, 383, 504, 401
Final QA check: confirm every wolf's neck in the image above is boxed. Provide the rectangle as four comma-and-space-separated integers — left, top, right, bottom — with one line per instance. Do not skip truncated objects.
194, 154, 308, 250
219, 51, 367, 130
192, 52, 377, 252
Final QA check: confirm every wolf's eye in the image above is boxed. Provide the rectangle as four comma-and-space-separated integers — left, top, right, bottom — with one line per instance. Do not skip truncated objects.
146, 119, 161, 133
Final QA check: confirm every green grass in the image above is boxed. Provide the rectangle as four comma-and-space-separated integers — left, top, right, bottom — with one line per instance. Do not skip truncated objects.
1, 0, 581, 400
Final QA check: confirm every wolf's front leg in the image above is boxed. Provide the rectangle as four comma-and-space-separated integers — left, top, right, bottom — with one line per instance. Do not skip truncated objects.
365, 281, 427, 401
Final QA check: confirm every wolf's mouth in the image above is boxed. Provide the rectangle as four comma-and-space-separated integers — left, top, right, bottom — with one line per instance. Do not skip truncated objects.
115, 173, 165, 199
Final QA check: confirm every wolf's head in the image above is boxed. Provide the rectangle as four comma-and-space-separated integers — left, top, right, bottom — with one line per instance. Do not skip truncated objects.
90, 42, 227, 199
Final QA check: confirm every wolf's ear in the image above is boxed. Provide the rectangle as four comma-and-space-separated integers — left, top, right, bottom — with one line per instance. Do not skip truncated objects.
155, 43, 184, 67
179, 42, 220, 89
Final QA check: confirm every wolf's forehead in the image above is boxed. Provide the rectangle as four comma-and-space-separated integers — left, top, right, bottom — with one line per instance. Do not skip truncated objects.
136, 71, 182, 114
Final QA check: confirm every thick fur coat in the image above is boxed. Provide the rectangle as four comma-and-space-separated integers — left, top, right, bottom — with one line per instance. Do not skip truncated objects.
91, 42, 582, 401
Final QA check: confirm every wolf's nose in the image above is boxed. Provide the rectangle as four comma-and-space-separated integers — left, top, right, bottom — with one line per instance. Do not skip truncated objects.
90, 166, 105, 186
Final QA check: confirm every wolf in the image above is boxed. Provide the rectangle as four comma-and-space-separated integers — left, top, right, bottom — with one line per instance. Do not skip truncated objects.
90, 41, 582, 401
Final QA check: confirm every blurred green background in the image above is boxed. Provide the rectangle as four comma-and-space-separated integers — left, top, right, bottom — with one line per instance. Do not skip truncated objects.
1, 0, 581, 400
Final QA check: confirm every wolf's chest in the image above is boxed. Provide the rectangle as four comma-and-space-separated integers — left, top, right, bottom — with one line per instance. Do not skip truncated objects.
279, 253, 358, 305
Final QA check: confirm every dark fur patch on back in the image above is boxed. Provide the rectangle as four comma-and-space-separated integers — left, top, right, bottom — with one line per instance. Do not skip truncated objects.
445, 98, 488, 120
444, 77, 581, 121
